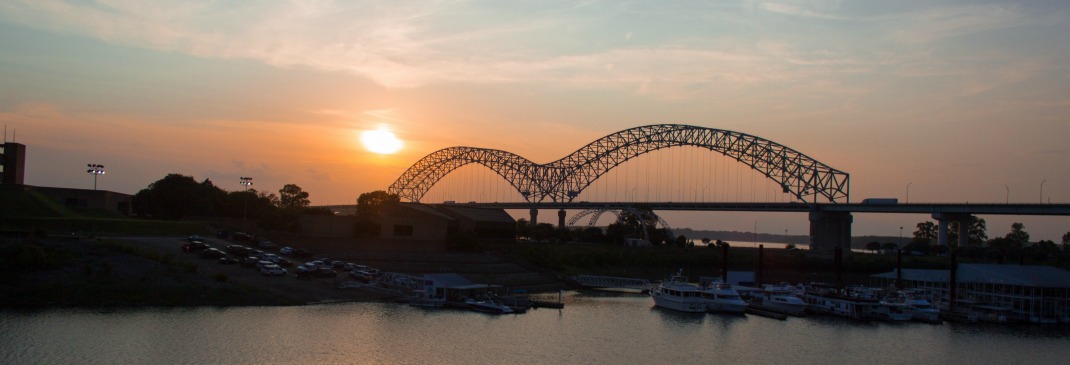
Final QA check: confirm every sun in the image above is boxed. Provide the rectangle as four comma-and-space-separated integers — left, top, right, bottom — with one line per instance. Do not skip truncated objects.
360, 126, 404, 154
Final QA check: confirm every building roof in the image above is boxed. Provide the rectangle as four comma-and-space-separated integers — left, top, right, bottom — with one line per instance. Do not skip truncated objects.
393, 202, 456, 220
424, 273, 473, 287
435, 204, 515, 224
873, 263, 1070, 288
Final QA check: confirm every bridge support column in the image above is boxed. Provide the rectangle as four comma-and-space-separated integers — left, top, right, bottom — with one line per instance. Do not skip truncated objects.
808, 211, 853, 252
558, 209, 567, 229
530, 208, 538, 226
932, 213, 973, 247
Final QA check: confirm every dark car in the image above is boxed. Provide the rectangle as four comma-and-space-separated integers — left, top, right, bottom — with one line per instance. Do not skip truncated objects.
218, 256, 239, 265
291, 248, 313, 258
183, 241, 210, 253
232, 232, 253, 242
275, 258, 294, 268
215, 229, 228, 239
226, 245, 251, 256
199, 248, 226, 259
240, 256, 260, 268
315, 268, 338, 278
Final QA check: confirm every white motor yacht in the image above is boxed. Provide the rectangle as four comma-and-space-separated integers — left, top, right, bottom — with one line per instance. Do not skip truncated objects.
650, 272, 708, 313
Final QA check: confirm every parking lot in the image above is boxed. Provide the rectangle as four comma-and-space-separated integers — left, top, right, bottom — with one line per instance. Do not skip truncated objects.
119, 236, 395, 304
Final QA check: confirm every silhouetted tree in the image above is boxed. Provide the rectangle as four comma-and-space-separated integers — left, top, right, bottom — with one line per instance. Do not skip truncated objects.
1006, 222, 1030, 248
279, 184, 311, 209
912, 221, 937, 245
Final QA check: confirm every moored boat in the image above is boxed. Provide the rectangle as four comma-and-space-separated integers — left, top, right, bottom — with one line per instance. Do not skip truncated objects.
465, 297, 514, 314
702, 281, 748, 314
748, 284, 807, 316
650, 272, 708, 313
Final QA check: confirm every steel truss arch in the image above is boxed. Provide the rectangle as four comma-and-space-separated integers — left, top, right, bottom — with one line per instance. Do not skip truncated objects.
566, 207, 675, 244
388, 124, 849, 204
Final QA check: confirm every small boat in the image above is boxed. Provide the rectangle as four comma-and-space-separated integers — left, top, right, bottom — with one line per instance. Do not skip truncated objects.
748, 284, 807, 316
650, 271, 708, 313
889, 290, 940, 323
465, 298, 514, 314
701, 281, 748, 314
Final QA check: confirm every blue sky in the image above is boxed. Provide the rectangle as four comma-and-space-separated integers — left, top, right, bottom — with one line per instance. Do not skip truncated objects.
2, 1, 1069, 239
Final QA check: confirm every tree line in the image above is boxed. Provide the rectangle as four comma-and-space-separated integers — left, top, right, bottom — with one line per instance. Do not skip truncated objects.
131, 173, 331, 232
862, 217, 1070, 265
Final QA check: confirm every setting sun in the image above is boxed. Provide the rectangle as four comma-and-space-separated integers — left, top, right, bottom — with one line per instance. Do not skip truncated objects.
360, 126, 403, 154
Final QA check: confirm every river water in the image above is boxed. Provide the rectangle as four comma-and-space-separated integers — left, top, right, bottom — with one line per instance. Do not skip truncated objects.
3, 291, 1068, 365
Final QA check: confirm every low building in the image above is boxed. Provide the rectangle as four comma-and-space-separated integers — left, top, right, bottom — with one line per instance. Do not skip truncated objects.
29, 186, 133, 215
872, 263, 1070, 324
432, 204, 516, 242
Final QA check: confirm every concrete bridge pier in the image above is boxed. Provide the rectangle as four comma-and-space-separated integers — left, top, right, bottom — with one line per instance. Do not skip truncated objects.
558, 209, 567, 229
933, 213, 972, 247
809, 211, 853, 252
529, 208, 538, 226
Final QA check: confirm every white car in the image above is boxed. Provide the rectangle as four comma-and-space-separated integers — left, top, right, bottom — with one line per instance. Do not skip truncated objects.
279, 246, 295, 255
260, 264, 287, 276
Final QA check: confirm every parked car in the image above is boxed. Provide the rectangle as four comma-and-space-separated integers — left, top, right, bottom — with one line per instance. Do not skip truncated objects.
291, 248, 313, 258
240, 256, 260, 268
315, 268, 338, 278
331, 260, 345, 269
199, 248, 226, 259
279, 246, 295, 255
260, 264, 287, 276
182, 241, 210, 253
256, 260, 275, 270
188, 235, 205, 242
257, 240, 277, 249
218, 256, 239, 265
275, 258, 294, 267
226, 245, 250, 255
232, 232, 253, 242
260, 253, 281, 263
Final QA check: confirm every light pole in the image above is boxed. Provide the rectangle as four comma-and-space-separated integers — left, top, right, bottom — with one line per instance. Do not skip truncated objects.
1003, 184, 1009, 204
899, 226, 904, 248
1040, 180, 1046, 203
86, 164, 105, 190
906, 182, 912, 203
240, 176, 253, 227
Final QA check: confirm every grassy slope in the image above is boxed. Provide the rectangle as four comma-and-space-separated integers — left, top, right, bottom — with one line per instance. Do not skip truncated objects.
1, 187, 210, 236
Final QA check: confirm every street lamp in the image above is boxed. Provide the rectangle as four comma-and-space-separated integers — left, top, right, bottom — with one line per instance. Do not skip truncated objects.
906, 182, 912, 204
86, 164, 105, 190
899, 226, 904, 247
240, 176, 253, 227
1003, 184, 1010, 204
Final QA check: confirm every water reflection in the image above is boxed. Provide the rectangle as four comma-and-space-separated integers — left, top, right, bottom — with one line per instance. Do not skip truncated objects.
3, 292, 1070, 365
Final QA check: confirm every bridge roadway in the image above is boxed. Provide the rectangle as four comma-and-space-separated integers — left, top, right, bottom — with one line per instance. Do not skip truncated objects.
465, 202, 1070, 216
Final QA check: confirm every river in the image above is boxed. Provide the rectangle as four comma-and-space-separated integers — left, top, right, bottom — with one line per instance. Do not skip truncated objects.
3, 291, 1068, 365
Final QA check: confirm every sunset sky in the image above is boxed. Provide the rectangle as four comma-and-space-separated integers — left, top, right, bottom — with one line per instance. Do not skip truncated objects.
2, 1, 1069, 240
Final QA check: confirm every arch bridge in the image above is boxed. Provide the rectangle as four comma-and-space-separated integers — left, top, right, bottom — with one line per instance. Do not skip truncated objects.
389, 124, 850, 205
387, 124, 858, 250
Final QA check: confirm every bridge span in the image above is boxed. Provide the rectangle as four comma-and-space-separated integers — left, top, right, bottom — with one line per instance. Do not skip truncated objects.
462, 201, 1070, 251
385, 124, 1068, 251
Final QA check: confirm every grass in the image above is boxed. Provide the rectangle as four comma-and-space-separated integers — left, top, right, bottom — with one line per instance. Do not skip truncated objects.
1, 187, 212, 236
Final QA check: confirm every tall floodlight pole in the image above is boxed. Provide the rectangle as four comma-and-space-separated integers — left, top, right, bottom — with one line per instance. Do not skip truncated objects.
1004, 184, 1010, 204
906, 182, 912, 204
240, 176, 253, 227
86, 164, 105, 190
1040, 180, 1046, 203
899, 226, 904, 248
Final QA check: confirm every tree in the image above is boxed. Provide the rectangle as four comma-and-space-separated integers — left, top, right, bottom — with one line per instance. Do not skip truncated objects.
865, 241, 882, 253
278, 184, 311, 209
1005, 222, 1030, 248
881, 242, 899, 252
357, 190, 400, 220
132, 174, 223, 219
1062, 232, 1070, 252
912, 221, 937, 244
